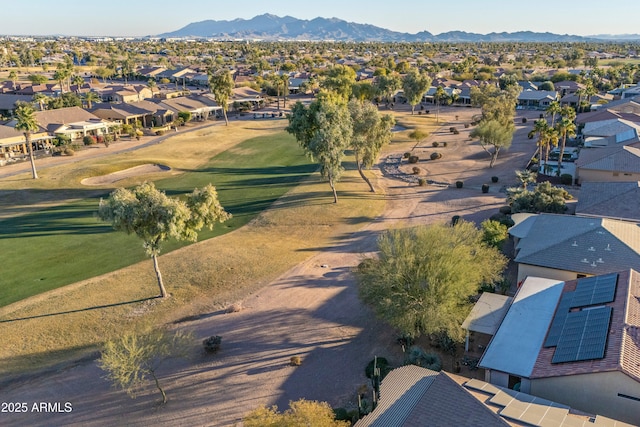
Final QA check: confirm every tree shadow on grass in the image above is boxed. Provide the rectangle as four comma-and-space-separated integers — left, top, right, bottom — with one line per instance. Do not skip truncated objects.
0, 296, 161, 324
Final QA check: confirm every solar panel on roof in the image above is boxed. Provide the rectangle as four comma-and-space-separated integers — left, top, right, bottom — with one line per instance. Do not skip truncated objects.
552, 306, 612, 364
570, 273, 617, 308
544, 292, 574, 348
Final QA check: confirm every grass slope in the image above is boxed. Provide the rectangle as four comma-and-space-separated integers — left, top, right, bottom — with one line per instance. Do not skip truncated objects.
0, 131, 314, 307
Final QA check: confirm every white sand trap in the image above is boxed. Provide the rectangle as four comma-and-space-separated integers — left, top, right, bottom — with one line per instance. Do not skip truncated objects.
81, 164, 171, 186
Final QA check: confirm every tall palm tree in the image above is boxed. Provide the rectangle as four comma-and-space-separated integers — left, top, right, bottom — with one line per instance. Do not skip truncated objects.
434, 86, 447, 124
555, 107, 577, 174
545, 100, 561, 128
71, 74, 84, 93
528, 118, 549, 163
14, 103, 40, 179
32, 93, 50, 111
542, 126, 559, 175
82, 91, 101, 109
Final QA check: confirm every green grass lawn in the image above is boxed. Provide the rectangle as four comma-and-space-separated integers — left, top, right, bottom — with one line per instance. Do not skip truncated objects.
0, 132, 314, 307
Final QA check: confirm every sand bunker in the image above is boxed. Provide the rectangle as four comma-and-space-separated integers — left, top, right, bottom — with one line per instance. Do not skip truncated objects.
81, 164, 171, 186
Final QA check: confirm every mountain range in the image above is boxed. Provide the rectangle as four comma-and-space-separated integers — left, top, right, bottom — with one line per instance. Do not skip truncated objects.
156, 14, 640, 42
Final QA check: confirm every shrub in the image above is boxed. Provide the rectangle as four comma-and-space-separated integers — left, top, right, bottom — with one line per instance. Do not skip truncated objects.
412, 166, 421, 174
96, 135, 104, 144
442, 141, 448, 147
499, 205, 512, 215
522, 117, 527, 123
290, 356, 302, 366
432, 141, 439, 147
455, 180, 463, 188
449, 127, 456, 133
405, 346, 442, 371
464, 123, 470, 128
452, 129, 459, 134
560, 173, 573, 185
434, 332, 457, 356
365, 357, 392, 380
451, 215, 461, 225
490, 213, 515, 228
491, 176, 499, 183
64, 147, 75, 156
408, 155, 419, 164
202, 335, 222, 354
155, 130, 165, 136
403, 152, 411, 159
83, 135, 96, 146
430, 152, 442, 160
482, 184, 490, 193
418, 178, 426, 186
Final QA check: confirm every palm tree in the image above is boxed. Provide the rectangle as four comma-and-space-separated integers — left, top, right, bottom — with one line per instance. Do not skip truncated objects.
32, 93, 50, 111
147, 78, 157, 97
71, 74, 84, 93
542, 126, 559, 175
545, 100, 561, 128
434, 86, 447, 124
14, 103, 40, 179
555, 107, 577, 174
528, 118, 549, 162
82, 91, 101, 109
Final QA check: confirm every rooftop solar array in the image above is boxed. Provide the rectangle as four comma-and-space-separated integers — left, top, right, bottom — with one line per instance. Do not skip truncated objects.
551, 306, 612, 364
570, 273, 618, 308
544, 292, 574, 348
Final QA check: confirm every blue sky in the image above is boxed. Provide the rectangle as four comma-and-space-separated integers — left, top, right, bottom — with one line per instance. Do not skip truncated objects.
5, 0, 639, 37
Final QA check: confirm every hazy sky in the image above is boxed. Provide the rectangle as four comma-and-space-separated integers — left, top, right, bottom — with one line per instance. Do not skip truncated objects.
4, 0, 639, 37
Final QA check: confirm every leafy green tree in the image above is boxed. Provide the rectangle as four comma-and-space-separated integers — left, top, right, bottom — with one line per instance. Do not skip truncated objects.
244, 399, 349, 427
402, 68, 431, 115
470, 119, 515, 168
14, 102, 40, 179
351, 81, 376, 102
348, 99, 395, 192
98, 182, 230, 298
481, 219, 508, 249
47, 92, 82, 109
374, 72, 402, 106
357, 222, 507, 341
208, 69, 234, 126
99, 328, 192, 404
27, 74, 48, 84
286, 92, 353, 203
471, 83, 521, 126
320, 64, 356, 100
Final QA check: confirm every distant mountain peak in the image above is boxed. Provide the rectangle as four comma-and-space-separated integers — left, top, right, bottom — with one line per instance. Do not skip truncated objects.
155, 14, 637, 42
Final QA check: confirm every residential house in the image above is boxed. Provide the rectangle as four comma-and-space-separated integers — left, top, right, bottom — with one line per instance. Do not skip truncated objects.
622, 85, 640, 100
0, 93, 34, 117
517, 90, 559, 110
29, 106, 116, 142
480, 270, 640, 425
575, 145, 640, 183
509, 213, 640, 282
355, 365, 509, 427
0, 123, 54, 161
576, 181, 640, 222
155, 95, 221, 121
553, 80, 584, 97
96, 85, 153, 103
355, 365, 630, 426
91, 100, 173, 128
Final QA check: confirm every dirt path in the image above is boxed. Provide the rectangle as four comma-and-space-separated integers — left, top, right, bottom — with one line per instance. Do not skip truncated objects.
0, 108, 538, 426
